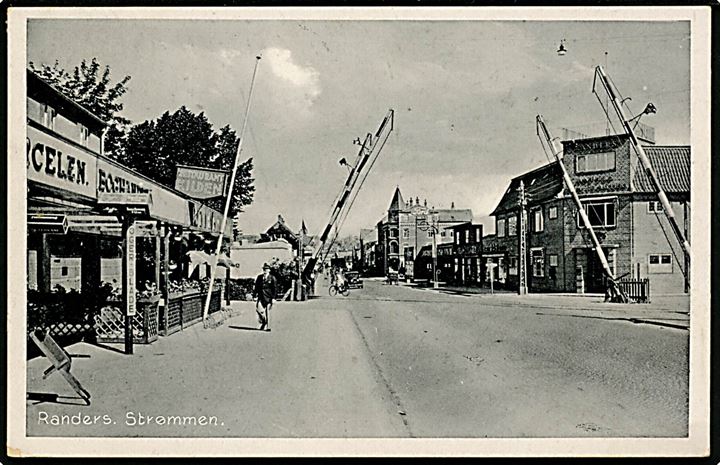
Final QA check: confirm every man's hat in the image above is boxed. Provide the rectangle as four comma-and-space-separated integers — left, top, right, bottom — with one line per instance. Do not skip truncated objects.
262, 263, 271, 270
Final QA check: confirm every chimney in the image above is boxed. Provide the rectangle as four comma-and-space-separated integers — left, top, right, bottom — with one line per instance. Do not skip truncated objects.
451, 201, 455, 209
278, 214, 284, 224
415, 196, 419, 205
409, 197, 414, 206
424, 199, 427, 207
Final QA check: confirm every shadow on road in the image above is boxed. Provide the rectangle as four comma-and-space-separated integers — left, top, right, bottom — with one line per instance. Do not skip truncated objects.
229, 325, 265, 332
27, 391, 91, 406
89, 342, 127, 355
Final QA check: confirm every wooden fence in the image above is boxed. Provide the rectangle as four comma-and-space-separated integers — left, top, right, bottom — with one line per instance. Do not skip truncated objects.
160, 290, 221, 336
619, 278, 650, 303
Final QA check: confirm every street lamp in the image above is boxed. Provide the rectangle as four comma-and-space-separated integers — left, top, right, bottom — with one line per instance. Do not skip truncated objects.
339, 157, 352, 173
417, 211, 440, 289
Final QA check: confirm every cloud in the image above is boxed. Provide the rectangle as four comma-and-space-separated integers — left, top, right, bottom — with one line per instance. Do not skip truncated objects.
262, 47, 321, 107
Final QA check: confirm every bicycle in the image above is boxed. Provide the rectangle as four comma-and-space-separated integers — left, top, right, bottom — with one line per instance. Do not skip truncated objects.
329, 282, 350, 297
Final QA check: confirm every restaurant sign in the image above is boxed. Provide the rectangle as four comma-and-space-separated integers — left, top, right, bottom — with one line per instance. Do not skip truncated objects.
175, 165, 229, 200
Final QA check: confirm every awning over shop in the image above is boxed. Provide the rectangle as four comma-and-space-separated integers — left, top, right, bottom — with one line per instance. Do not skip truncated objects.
186, 250, 236, 277
65, 215, 122, 236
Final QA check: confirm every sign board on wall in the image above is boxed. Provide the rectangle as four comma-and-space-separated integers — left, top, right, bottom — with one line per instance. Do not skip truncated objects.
126, 223, 137, 316
27, 125, 97, 199
27, 213, 68, 234
175, 165, 228, 199
27, 125, 224, 232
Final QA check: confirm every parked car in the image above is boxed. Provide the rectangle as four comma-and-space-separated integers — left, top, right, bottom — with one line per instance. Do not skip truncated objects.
345, 271, 364, 289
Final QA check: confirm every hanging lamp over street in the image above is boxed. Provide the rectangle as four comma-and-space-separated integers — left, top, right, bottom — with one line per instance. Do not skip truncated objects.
557, 39, 567, 56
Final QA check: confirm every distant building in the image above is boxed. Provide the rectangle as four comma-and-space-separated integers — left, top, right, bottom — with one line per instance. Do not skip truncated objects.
487, 134, 690, 294
375, 187, 473, 276
358, 228, 378, 274
229, 239, 294, 279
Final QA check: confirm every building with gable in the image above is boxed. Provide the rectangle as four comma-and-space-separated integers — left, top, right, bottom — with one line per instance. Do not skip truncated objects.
487, 133, 690, 294
375, 187, 473, 277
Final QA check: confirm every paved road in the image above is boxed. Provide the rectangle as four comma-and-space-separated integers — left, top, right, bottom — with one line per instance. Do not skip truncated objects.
26, 278, 688, 438
341, 279, 688, 437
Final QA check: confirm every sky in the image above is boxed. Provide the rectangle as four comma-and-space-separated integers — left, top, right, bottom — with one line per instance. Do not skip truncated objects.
27, 17, 691, 238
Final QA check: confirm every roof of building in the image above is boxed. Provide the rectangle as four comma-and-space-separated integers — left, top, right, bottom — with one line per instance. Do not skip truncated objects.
435, 209, 473, 223
633, 146, 690, 193
27, 69, 107, 129
388, 187, 405, 212
491, 161, 564, 216
360, 228, 377, 242
444, 221, 480, 231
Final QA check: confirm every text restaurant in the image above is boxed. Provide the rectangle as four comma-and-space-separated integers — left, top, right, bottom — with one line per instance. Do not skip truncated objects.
26, 69, 232, 353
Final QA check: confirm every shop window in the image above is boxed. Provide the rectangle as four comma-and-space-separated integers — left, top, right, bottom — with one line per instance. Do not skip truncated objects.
497, 218, 506, 238
532, 208, 544, 232
576, 151, 616, 174
507, 216, 517, 236
648, 253, 673, 274
648, 201, 663, 213
578, 199, 616, 228
548, 206, 558, 219
508, 256, 518, 275
531, 248, 544, 277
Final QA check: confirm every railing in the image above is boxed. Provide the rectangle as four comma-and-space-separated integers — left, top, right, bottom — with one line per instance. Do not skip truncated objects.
160, 290, 221, 336
94, 296, 160, 344
618, 278, 650, 303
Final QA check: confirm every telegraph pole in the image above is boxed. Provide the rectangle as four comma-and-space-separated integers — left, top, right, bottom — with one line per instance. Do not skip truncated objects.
517, 180, 528, 295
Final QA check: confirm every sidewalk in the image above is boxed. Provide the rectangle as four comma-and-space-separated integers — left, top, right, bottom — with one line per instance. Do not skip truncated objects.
399, 281, 690, 330
25, 298, 407, 437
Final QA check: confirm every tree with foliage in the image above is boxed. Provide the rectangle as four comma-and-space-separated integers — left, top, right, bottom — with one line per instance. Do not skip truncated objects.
29, 58, 132, 160
120, 106, 255, 214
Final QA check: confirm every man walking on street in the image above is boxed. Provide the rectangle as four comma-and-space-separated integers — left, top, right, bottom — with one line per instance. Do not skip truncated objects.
254, 263, 277, 331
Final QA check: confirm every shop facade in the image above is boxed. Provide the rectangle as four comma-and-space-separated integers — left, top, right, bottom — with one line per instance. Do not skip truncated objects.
26, 69, 232, 346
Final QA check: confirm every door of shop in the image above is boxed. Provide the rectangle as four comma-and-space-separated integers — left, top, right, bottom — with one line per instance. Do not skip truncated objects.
585, 247, 616, 293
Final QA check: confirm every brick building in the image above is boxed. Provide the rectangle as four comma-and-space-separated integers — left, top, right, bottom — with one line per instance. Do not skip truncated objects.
488, 134, 690, 295
375, 187, 472, 277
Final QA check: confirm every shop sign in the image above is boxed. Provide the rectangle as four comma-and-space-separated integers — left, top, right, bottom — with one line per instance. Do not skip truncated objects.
175, 165, 228, 199
26, 126, 96, 199
190, 201, 224, 234
437, 246, 454, 257
126, 223, 137, 316
484, 242, 507, 253
457, 244, 480, 256
96, 158, 150, 195
27, 213, 68, 234
97, 192, 152, 216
